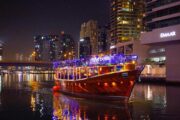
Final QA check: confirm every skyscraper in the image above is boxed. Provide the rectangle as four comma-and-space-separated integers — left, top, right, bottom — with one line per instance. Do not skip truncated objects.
79, 37, 91, 59
110, 0, 145, 54
0, 41, 3, 61
80, 20, 99, 55
59, 32, 75, 60
98, 25, 110, 54
141, 0, 180, 81
34, 35, 59, 61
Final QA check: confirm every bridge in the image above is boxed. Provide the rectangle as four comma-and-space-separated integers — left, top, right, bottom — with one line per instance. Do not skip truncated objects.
0, 61, 53, 67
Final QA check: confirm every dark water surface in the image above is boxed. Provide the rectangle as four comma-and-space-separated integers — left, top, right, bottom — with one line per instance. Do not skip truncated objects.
0, 73, 180, 120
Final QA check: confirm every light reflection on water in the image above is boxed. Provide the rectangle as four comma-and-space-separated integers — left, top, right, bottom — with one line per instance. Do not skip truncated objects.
52, 92, 131, 120
130, 84, 168, 120
0, 73, 180, 120
131, 84, 167, 106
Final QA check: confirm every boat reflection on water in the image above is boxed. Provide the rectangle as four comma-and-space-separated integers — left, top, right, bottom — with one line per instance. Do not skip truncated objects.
1, 72, 180, 120
53, 92, 79, 120
52, 92, 132, 120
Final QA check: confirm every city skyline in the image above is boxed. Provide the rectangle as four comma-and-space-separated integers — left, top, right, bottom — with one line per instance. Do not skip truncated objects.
0, 0, 109, 60
0, 1, 180, 120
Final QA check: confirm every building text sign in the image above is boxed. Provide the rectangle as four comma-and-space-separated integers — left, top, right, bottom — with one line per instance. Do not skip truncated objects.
160, 31, 176, 38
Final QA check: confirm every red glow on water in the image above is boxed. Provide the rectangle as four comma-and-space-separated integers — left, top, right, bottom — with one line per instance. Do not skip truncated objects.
53, 86, 60, 92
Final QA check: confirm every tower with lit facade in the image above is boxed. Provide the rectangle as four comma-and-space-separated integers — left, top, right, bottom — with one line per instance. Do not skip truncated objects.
59, 33, 75, 60
79, 37, 91, 59
80, 20, 99, 55
98, 25, 110, 54
34, 35, 59, 61
110, 0, 145, 54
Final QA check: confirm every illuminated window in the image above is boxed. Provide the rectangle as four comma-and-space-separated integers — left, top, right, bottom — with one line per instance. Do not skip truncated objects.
149, 49, 157, 54
121, 37, 129, 41
150, 56, 166, 62
117, 17, 121, 21
159, 56, 166, 61
35, 45, 40, 48
137, 18, 141, 22
151, 57, 159, 62
122, 20, 129, 24
158, 48, 165, 52
122, 8, 130, 11
150, 48, 165, 54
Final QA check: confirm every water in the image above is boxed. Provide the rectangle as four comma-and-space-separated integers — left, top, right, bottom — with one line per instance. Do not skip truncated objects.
0, 73, 180, 120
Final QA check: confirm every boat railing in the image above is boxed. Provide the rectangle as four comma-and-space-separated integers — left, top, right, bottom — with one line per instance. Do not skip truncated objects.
55, 64, 129, 81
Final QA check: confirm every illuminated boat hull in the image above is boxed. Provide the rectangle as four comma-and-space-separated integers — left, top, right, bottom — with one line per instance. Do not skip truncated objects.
54, 70, 139, 102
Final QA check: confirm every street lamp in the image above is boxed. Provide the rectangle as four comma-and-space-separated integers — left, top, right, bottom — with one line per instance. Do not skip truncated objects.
30, 51, 36, 61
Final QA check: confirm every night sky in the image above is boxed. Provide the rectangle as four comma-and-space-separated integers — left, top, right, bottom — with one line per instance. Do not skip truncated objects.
0, 0, 109, 60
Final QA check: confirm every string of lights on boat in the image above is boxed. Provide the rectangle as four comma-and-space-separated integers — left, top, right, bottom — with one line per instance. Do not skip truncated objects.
53, 54, 138, 68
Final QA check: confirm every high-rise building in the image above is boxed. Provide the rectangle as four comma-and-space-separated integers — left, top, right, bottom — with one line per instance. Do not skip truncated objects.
80, 20, 99, 55
34, 35, 59, 61
140, 0, 180, 81
0, 41, 3, 61
110, 0, 145, 54
59, 32, 75, 60
98, 25, 110, 54
79, 37, 91, 59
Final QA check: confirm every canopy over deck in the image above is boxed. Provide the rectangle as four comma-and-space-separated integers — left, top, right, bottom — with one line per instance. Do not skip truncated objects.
53, 54, 138, 68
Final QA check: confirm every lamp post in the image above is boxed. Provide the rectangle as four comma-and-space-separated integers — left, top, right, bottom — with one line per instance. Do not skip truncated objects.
30, 51, 36, 61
